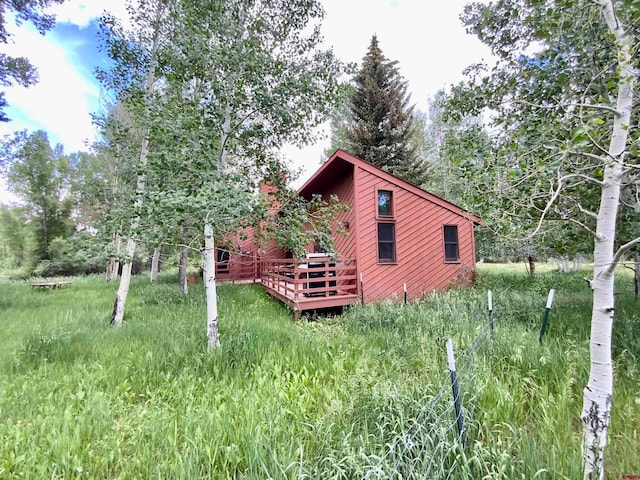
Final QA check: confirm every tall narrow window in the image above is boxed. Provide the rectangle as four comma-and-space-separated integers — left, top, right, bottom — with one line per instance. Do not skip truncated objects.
378, 223, 396, 262
378, 190, 393, 217
443, 225, 459, 262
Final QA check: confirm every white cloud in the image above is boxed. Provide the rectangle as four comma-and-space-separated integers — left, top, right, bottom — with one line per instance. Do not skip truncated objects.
319, 0, 492, 111
0, 23, 99, 152
47, 0, 129, 27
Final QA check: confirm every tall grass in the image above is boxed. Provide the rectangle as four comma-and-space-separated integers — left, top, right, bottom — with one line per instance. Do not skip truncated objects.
0, 268, 637, 478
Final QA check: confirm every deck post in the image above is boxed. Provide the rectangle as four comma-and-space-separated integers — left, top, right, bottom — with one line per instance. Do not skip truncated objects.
294, 260, 299, 305
253, 253, 258, 282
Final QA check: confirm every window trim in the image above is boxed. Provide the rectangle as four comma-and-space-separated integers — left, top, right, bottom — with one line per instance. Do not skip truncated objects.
375, 188, 395, 219
443, 225, 460, 263
377, 221, 397, 264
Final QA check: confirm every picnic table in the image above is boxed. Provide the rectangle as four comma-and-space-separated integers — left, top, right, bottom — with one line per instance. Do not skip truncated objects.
30, 281, 72, 289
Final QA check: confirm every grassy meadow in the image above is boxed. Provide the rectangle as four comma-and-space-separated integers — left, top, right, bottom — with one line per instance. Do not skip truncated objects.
0, 265, 638, 478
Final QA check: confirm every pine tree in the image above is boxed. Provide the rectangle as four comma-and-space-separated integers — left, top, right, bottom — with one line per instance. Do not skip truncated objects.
346, 35, 427, 185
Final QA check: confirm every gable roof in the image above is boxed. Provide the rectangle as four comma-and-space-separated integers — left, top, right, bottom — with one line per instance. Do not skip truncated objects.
298, 149, 482, 224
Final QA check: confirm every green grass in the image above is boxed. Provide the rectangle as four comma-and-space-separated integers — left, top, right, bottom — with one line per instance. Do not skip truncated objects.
0, 268, 638, 478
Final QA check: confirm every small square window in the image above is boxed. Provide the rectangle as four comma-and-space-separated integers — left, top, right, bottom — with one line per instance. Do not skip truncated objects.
443, 225, 459, 262
378, 190, 393, 217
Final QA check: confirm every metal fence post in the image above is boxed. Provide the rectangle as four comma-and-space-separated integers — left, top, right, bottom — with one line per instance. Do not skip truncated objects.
446, 338, 466, 448
488, 290, 494, 333
404, 282, 407, 306
539, 288, 555, 343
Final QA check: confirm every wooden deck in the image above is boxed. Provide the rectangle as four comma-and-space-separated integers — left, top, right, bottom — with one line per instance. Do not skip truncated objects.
216, 251, 260, 283
261, 257, 359, 319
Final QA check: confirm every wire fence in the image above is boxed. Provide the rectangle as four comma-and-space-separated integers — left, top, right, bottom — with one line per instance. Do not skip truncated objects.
358, 311, 496, 479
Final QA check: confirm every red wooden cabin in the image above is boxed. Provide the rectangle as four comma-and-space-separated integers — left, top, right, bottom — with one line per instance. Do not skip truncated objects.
220, 149, 481, 318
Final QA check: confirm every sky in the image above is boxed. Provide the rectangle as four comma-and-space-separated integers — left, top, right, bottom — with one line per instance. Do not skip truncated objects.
0, 0, 492, 188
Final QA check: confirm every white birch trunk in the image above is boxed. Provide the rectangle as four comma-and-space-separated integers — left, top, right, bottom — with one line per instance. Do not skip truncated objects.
150, 245, 161, 282
110, 5, 164, 326
178, 245, 188, 295
204, 223, 220, 348
106, 258, 118, 282
106, 235, 122, 282
573, 256, 582, 272
582, 2, 634, 478
106, 260, 115, 282
111, 238, 136, 326
201, 101, 231, 348
562, 256, 570, 274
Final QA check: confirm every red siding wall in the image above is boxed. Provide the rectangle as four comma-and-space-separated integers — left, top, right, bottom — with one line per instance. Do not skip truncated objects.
216, 226, 261, 280
316, 166, 357, 260
355, 166, 476, 303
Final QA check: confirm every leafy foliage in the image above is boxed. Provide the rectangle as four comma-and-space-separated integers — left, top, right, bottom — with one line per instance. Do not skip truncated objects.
2, 130, 74, 261
446, 0, 639, 252
98, 0, 348, 258
264, 188, 349, 259
449, 1, 639, 475
0, 204, 35, 270
33, 232, 106, 277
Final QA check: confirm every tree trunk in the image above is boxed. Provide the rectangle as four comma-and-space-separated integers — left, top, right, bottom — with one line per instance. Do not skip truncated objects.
582, 253, 615, 480
562, 256, 570, 273
202, 101, 231, 348
110, 4, 164, 326
573, 256, 582, 272
106, 258, 116, 282
178, 244, 188, 295
111, 238, 136, 326
527, 255, 535, 278
106, 235, 122, 282
204, 223, 220, 348
150, 245, 161, 282
40, 207, 49, 260
582, 2, 634, 478
633, 252, 639, 300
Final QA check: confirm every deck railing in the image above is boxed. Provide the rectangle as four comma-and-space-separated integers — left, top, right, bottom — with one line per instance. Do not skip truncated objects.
261, 257, 358, 302
216, 251, 260, 281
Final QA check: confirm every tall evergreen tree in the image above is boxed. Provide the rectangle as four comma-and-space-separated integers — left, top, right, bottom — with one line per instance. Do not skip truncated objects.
346, 35, 427, 185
